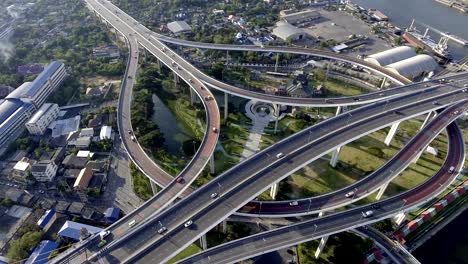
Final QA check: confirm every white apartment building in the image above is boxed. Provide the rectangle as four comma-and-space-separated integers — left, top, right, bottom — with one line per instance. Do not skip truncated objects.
25, 103, 59, 135
31, 160, 58, 182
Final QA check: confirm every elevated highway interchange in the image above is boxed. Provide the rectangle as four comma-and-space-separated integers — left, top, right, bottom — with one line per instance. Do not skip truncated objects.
52, 1, 468, 263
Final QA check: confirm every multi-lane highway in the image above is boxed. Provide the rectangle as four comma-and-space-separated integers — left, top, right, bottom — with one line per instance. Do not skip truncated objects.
171, 103, 466, 264
50, 1, 468, 263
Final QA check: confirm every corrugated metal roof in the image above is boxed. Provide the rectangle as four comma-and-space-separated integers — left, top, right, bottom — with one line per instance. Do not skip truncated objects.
0, 100, 33, 137
365, 46, 416, 66
37, 209, 55, 228
167, 21, 192, 34
24, 61, 63, 98
27, 103, 56, 124
386, 54, 437, 78
272, 22, 304, 41
0, 99, 23, 125
6, 82, 32, 99
25, 240, 58, 264
58, 220, 102, 240
100, 125, 112, 140
104, 207, 120, 220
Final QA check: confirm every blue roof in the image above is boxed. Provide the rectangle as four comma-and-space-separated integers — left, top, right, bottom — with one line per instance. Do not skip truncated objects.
25, 240, 58, 264
0, 99, 23, 125
0, 99, 33, 135
37, 209, 55, 228
24, 61, 63, 98
58, 221, 103, 240
104, 207, 120, 221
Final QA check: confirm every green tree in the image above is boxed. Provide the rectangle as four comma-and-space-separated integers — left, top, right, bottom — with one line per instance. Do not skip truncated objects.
6, 231, 43, 261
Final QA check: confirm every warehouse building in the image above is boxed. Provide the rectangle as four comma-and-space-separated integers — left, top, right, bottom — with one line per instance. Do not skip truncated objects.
280, 9, 320, 26
364, 46, 417, 66
272, 21, 307, 42
26, 103, 59, 135
385, 55, 438, 79
167, 21, 192, 35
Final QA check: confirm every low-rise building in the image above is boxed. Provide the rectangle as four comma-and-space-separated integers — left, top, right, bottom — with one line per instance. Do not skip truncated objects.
79, 128, 94, 137
58, 220, 102, 241
167, 21, 192, 35
25, 103, 59, 135
31, 160, 58, 182
62, 154, 89, 169
10, 158, 34, 183
73, 167, 94, 191
100, 125, 112, 140
25, 240, 58, 264
272, 21, 307, 41
92, 45, 120, 58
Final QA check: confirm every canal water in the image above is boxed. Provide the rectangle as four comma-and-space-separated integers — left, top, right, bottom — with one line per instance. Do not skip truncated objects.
152, 94, 193, 154
351, 0, 468, 60
413, 208, 468, 264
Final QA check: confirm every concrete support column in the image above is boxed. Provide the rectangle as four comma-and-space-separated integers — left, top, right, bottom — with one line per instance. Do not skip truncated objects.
226, 50, 229, 64
200, 234, 208, 250
384, 122, 400, 146
274, 104, 279, 134
412, 111, 437, 163
314, 236, 329, 259
173, 72, 179, 84
150, 181, 159, 195
376, 181, 389, 200
210, 154, 215, 174
189, 88, 196, 105
394, 212, 407, 226
335, 106, 342, 116
224, 93, 229, 120
329, 147, 341, 167
270, 183, 279, 200
156, 59, 161, 69
275, 53, 280, 72
143, 48, 148, 63
221, 220, 227, 233
380, 77, 387, 89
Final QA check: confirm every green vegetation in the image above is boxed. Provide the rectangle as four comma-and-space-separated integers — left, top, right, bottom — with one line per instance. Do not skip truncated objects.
130, 162, 153, 200
168, 244, 202, 264
298, 233, 373, 264
7, 231, 43, 261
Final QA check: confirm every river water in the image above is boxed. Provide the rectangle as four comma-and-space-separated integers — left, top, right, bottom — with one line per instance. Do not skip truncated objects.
351, 0, 468, 60
413, 208, 468, 263
152, 94, 192, 154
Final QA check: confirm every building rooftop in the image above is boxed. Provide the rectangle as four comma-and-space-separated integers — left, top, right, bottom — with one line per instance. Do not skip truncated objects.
365, 46, 417, 66
386, 54, 437, 78
167, 21, 192, 34
23, 61, 63, 98
25, 240, 58, 264
100, 125, 112, 140
58, 220, 102, 241
73, 167, 94, 189
272, 21, 305, 41
76, 150, 94, 158
13, 160, 30, 171
6, 82, 32, 99
27, 103, 57, 124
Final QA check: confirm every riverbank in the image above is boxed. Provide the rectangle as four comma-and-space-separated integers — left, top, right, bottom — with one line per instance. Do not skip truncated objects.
434, 0, 468, 13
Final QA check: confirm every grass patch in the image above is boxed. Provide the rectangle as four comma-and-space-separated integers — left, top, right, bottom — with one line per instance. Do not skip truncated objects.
130, 162, 153, 200
321, 78, 366, 97
167, 244, 201, 264
166, 98, 205, 141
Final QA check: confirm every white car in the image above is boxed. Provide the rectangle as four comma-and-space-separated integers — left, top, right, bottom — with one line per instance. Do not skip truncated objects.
184, 220, 193, 228
211, 192, 218, 199
99, 230, 111, 240
289, 201, 298, 206
345, 191, 355, 198
157, 226, 167, 234
362, 210, 373, 218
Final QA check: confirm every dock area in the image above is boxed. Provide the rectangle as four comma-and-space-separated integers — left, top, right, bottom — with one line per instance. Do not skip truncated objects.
434, 0, 468, 13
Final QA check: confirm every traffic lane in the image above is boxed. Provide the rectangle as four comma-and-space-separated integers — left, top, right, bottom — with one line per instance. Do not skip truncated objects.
176, 109, 465, 264
127, 97, 467, 263
107, 89, 467, 259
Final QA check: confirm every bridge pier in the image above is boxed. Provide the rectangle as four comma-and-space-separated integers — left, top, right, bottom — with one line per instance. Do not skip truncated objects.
412, 111, 437, 163
274, 104, 279, 134
275, 53, 280, 72
329, 147, 341, 167
150, 181, 159, 195
226, 50, 229, 64
394, 212, 407, 226
189, 88, 196, 105
200, 234, 208, 250
270, 182, 279, 200
384, 122, 400, 146
376, 181, 389, 200
224, 93, 229, 120
314, 236, 329, 259
221, 220, 227, 233
210, 154, 215, 174
380, 77, 388, 89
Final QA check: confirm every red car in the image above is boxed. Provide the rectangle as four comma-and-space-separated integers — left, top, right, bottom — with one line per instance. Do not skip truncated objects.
176, 177, 185, 184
